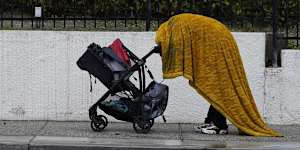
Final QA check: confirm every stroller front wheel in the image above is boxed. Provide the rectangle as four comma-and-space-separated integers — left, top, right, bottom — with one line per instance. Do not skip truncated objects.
133, 118, 154, 134
90, 115, 108, 132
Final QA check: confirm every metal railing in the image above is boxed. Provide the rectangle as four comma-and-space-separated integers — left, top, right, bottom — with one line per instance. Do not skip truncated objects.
0, 0, 277, 30
0, 0, 299, 67
272, 0, 300, 67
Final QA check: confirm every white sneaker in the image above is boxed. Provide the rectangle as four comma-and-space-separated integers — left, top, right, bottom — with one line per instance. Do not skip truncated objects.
200, 124, 228, 135
193, 123, 211, 132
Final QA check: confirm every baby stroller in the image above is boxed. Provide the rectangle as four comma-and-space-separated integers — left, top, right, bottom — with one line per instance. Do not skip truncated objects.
77, 39, 169, 133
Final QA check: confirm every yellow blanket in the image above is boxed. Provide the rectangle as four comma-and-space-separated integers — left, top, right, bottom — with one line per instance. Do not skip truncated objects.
155, 13, 279, 136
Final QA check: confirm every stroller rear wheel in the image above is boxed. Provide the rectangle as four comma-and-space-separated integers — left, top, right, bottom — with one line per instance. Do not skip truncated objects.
91, 115, 108, 132
133, 118, 154, 134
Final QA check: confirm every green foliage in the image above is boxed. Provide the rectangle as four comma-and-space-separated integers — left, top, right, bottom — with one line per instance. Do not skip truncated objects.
288, 40, 300, 49
0, 0, 299, 29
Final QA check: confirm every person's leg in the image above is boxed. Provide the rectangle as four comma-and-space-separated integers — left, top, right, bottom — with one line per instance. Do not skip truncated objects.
200, 105, 228, 134
204, 105, 214, 123
194, 105, 214, 132
209, 106, 228, 130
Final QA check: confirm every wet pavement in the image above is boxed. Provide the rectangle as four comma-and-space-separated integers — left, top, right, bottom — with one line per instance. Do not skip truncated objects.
1, 121, 300, 150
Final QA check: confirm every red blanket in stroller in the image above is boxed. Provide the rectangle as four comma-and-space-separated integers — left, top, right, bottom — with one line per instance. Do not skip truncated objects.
109, 39, 131, 66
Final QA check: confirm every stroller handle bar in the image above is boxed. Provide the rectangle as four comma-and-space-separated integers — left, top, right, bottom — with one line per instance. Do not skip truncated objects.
102, 45, 161, 92
142, 45, 161, 62
110, 45, 161, 93
128, 45, 161, 72
122, 45, 161, 63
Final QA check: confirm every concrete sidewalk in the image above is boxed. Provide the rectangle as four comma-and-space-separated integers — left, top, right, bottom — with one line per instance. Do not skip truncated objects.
1, 121, 300, 150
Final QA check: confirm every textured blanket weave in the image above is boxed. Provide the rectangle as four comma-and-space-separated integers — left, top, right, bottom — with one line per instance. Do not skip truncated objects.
155, 13, 279, 136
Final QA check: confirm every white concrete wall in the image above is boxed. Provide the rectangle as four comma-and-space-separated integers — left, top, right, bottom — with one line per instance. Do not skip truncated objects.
0, 30, 299, 125
264, 50, 300, 125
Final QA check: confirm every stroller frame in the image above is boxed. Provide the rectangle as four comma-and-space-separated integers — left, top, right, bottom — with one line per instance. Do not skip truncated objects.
77, 43, 168, 133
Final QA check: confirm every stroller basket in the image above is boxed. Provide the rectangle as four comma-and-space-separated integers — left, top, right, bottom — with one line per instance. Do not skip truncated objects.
99, 81, 168, 122
77, 40, 168, 133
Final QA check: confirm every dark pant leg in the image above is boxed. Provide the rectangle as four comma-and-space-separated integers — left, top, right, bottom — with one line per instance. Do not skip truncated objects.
206, 105, 228, 129
204, 105, 214, 123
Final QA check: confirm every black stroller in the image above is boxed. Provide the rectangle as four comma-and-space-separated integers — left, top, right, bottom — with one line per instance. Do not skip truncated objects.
77, 39, 169, 133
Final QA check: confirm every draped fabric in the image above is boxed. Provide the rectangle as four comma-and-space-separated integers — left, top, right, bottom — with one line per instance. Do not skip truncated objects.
155, 13, 279, 136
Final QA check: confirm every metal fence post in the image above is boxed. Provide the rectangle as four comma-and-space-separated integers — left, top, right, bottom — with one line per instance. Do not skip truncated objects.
146, 0, 152, 31
297, 0, 299, 47
1, 12, 3, 28
272, 0, 278, 67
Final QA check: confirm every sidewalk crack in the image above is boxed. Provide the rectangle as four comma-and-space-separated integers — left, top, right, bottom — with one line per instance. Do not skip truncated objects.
28, 121, 49, 150
178, 123, 183, 141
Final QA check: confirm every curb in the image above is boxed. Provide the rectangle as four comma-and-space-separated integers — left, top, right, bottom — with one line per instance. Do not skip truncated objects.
2, 136, 300, 150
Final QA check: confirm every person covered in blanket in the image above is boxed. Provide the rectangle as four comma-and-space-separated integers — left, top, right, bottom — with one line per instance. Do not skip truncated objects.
154, 13, 280, 136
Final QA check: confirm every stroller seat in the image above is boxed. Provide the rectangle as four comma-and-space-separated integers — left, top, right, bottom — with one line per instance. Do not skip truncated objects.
77, 39, 168, 133
77, 42, 131, 93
